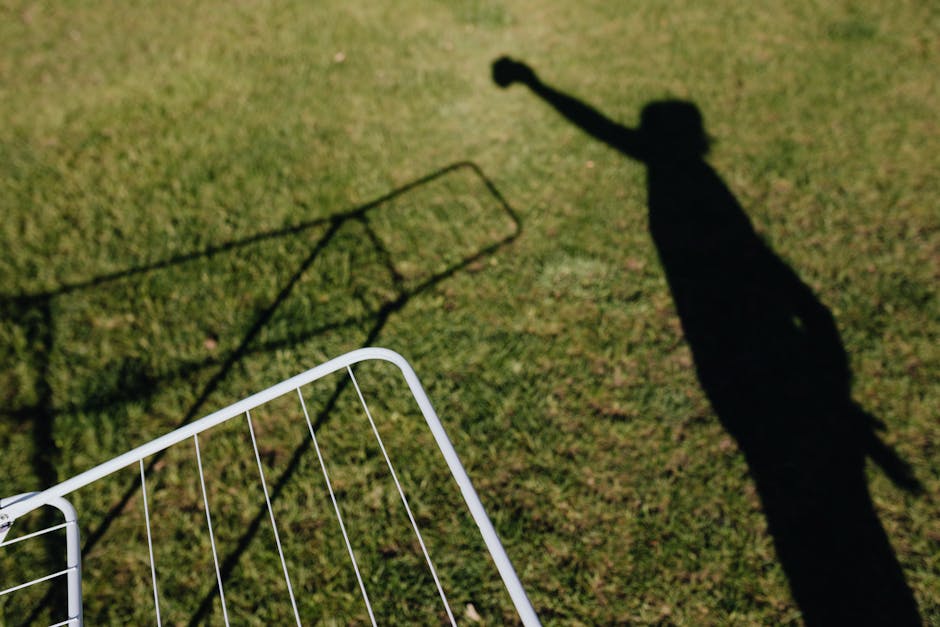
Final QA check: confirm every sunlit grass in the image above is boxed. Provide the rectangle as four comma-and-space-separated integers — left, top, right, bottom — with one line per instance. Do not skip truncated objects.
1, 0, 937, 623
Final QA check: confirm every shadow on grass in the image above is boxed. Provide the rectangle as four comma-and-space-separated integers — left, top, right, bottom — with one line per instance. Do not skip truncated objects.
0, 160, 520, 625
493, 57, 923, 626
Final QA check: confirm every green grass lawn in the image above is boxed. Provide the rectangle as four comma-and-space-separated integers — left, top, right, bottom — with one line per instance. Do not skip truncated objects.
1, 1, 938, 624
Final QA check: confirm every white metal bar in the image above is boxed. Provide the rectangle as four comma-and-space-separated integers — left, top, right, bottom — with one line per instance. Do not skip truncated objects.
193, 435, 229, 627
46, 619, 80, 627
376, 352, 541, 626
297, 387, 377, 627
0, 522, 69, 548
346, 365, 456, 626
0, 567, 72, 597
139, 460, 162, 626
62, 505, 82, 626
245, 411, 301, 626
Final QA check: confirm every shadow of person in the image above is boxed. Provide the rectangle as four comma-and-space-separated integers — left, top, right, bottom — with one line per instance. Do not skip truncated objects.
493, 56, 923, 625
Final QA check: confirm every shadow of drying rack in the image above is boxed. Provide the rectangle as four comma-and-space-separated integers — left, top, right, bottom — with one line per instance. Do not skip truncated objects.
0, 160, 521, 625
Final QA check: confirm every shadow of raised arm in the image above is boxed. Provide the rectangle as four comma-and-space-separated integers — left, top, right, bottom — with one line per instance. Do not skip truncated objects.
492, 57, 645, 160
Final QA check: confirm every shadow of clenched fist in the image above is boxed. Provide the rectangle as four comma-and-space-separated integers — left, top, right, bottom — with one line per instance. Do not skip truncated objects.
492, 56, 536, 87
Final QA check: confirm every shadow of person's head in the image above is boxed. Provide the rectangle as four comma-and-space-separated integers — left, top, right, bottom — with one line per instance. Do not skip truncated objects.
639, 100, 710, 160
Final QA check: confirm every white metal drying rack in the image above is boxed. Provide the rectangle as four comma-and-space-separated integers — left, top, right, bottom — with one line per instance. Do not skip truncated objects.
0, 347, 540, 626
